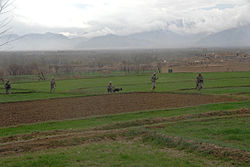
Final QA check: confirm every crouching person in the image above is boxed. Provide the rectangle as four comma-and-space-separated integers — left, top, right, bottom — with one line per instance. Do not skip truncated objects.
107, 81, 113, 93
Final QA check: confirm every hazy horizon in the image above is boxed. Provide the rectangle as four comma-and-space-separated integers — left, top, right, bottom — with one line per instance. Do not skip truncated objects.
0, 0, 249, 50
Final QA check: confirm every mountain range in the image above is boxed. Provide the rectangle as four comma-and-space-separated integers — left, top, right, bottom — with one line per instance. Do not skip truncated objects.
0, 24, 249, 50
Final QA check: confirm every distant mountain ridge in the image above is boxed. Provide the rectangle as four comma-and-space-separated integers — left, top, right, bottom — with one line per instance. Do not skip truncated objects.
198, 24, 250, 47
0, 25, 249, 50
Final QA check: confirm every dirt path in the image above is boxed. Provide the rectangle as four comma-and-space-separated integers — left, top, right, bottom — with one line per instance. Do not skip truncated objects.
0, 92, 238, 127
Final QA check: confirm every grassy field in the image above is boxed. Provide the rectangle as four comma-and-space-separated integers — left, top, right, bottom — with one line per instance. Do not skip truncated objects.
0, 141, 237, 167
1, 71, 250, 102
0, 71, 249, 167
160, 116, 250, 151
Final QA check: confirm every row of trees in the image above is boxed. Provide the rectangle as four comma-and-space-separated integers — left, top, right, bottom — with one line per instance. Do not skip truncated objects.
0, 47, 215, 77
0, 62, 156, 76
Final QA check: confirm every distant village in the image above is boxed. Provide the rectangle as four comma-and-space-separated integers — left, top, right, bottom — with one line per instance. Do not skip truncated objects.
161, 51, 250, 73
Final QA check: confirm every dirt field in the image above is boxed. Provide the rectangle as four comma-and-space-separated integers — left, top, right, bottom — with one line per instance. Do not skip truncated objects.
0, 92, 238, 127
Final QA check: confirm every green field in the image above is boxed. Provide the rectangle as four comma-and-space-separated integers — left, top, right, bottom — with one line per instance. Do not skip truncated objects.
160, 116, 250, 151
0, 71, 249, 167
1, 71, 250, 102
0, 141, 237, 167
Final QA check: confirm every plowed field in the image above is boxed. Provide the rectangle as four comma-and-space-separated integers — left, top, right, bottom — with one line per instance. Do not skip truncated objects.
0, 93, 237, 127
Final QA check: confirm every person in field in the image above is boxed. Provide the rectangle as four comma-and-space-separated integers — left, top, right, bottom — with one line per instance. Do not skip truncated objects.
151, 72, 158, 90
107, 81, 113, 93
50, 78, 56, 93
4, 80, 11, 94
196, 73, 204, 91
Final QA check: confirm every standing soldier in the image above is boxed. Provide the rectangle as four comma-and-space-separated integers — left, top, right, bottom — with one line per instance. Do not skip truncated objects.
151, 72, 158, 90
4, 80, 11, 94
50, 78, 56, 93
107, 81, 113, 93
196, 73, 204, 91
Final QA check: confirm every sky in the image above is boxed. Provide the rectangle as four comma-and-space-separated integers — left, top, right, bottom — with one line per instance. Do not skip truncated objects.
5, 0, 250, 38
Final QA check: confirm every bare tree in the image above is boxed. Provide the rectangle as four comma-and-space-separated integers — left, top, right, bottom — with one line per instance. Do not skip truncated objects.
0, 0, 13, 46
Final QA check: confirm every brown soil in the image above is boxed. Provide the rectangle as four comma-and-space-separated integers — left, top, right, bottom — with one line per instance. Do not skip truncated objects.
0, 93, 237, 127
0, 129, 129, 156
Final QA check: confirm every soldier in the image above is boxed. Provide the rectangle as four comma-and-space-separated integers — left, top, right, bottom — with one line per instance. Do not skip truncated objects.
151, 72, 158, 90
196, 73, 204, 91
107, 81, 113, 93
50, 78, 56, 93
4, 80, 11, 94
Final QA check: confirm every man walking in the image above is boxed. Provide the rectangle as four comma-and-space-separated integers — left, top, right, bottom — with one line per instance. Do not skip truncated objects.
50, 78, 56, 93
196, 73, 204, 91
151, 72, 158, 90
4, 80, 11, 94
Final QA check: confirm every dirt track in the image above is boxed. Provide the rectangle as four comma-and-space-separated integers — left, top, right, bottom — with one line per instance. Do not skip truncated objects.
0, 93, 237, 127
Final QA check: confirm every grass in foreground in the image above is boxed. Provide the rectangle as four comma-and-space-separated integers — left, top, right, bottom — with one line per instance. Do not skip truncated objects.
159, 116, 250, 151
0, 141, 237, 167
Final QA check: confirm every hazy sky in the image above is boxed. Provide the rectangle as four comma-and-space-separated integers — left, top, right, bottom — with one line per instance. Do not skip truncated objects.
8, 0, 250, 37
